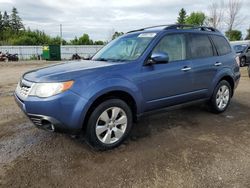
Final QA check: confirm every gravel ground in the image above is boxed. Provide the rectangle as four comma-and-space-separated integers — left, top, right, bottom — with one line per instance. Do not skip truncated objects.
0, 61, 250, 188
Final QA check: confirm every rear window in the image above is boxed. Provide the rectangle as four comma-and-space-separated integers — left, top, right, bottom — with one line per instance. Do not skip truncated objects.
211, 35, 232, 55
188, 34, 214, 59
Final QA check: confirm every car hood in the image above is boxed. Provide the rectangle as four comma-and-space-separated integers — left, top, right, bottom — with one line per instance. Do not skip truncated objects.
23, 60, 123, 82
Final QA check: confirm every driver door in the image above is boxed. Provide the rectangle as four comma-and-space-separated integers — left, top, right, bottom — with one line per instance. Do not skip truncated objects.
141, 33, 196, 111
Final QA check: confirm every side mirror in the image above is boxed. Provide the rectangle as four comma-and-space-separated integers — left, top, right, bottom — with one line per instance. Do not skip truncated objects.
147, 52, 169, 65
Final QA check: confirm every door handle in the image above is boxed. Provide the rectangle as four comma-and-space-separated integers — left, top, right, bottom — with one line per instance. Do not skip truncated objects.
214, 62, 222, 66
181, 67, 192, 71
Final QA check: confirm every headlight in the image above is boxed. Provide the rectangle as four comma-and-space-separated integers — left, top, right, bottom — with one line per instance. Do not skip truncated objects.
29, 81, 74, 98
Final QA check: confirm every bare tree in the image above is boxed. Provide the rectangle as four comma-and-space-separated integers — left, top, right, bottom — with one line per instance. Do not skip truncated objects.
208, 1, 224, 29
225, 0, 243, 31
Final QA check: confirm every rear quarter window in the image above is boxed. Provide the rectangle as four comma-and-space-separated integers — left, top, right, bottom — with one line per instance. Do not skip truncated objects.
211, 35, 232, 56
188, 34, 214, 59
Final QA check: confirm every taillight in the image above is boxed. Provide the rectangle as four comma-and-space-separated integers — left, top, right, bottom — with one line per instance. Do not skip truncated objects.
235, 56, 240, 67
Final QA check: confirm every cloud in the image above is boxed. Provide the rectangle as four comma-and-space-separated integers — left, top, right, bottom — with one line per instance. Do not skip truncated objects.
0, 0, 249, 40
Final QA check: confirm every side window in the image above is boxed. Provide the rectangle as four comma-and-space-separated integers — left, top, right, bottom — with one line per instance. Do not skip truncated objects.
211, 35, 232, 55
152, 34, 186, 62
188, 34, 214, 59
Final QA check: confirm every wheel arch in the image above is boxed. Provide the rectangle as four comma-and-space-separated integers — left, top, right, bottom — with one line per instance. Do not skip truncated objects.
82, 90, 138, 131
209, 68, 235, 98
219, 75, 235, 96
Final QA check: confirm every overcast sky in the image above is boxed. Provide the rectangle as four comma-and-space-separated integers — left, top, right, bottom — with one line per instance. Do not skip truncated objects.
0, 0, 249, 41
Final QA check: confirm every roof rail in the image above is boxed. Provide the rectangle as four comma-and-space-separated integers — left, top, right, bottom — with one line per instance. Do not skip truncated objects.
195, 26, 219, 32
165, 24, 219, 32
127, 25, 171, 33
127, 24, 219, 33
165, 24, 195, 29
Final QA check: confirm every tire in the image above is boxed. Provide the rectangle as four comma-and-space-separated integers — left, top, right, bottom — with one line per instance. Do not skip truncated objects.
248, 65, 250, 78
240, 57, 246, 67
209, 80, 232, 114
85, 99, 133, 150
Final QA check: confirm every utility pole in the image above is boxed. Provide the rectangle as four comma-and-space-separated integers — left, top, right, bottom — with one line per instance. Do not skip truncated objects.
60, 24, 63, 46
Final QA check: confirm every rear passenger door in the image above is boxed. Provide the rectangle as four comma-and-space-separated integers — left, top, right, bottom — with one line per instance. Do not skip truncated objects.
210, 35, 233, 72
187, 33, 218, 97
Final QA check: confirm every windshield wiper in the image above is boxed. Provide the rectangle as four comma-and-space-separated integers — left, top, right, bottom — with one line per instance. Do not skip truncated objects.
111, 59, 128, 62
94, 58, 109, 62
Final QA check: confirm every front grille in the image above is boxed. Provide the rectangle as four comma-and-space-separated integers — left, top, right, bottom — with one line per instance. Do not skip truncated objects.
15, 79, 33, 100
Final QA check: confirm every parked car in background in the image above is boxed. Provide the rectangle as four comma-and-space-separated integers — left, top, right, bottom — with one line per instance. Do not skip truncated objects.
15, 24, 240, 150
231, 43, 250, 67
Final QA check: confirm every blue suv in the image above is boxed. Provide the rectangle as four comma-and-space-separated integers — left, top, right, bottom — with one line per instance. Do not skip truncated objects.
15, 25, 240, 150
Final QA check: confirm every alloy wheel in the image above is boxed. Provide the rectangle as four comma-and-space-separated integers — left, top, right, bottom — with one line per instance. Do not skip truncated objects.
216, 85, 230, 110
95, 107, 128, 144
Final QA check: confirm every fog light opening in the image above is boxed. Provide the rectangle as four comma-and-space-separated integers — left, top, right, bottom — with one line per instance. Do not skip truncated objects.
41, 120, 55, 132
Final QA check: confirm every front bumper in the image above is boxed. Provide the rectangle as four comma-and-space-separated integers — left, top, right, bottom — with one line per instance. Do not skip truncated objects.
14, 90, 88, 134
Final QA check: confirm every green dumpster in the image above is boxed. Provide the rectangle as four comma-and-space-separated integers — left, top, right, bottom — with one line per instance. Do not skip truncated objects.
42, 45, 61, 61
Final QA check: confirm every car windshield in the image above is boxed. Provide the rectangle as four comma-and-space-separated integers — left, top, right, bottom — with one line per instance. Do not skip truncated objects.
92, 33, 156, 62
233, 44, 248, 53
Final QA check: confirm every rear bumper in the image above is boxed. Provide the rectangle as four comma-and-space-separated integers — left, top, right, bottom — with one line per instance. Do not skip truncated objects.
14, 90, 88, 134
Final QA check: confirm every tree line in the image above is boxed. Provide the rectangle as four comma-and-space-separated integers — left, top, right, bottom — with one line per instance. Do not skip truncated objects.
177, 0, 250, 41
0, 7, 105, 45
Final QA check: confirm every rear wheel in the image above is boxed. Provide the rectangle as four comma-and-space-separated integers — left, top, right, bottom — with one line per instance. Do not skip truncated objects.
209, 80, 232, 114
85, 99, 133, 150
240, 57, 246, 67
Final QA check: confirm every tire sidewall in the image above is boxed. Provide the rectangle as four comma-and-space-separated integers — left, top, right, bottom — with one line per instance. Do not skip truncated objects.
86, 99, 133, 150
211, 80, 232, 113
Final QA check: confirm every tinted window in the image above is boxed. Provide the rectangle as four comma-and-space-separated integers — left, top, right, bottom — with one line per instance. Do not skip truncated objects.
188, 34, 214, 59
152, 34, 186, 62
211, 35, 232, 55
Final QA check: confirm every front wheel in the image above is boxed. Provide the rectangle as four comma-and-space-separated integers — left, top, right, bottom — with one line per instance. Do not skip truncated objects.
85, 99, 133, 150
209, 80, 232, 114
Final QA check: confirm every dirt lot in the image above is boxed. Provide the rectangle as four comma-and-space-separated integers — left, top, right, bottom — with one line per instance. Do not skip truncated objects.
0, 61, 250, 188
